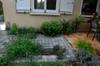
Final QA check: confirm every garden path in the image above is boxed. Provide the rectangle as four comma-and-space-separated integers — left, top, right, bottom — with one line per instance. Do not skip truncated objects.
0, 30, 9, 57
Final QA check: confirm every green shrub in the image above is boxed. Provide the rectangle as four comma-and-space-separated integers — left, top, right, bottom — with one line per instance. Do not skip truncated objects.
10, 23, 18, 35
0, 57, 8, 66
18, 27, 36, 34
41, 20, 63, 36
17, 27, 36, 39
96, 13, 100, 19
76, 39, 95, 54
53, 45, 66, 59
5, 39, 43, 60
61, 20, 73, 35
17, 33, 36, 39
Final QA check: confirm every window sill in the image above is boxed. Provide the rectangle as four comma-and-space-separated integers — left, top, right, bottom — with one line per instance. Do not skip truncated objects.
81, 15, 93, 18
30, 12, 60, 16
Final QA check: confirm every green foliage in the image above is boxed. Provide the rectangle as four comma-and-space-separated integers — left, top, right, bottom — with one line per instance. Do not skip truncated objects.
5, 39, 43, 60
18, 27, 36, 34
10, 23, 18, 35
12, 62, 61, 66
53, 45, 66, 59
76, 39, 95, 54
17, 33, 36, 39
41, 20, 63, 36
0, 57, 8, 66
38, 62, 61, 66
61, 20, 73, 35
96, 13, 100, 19
9, 24, 36, 39
17, 27, 36, 39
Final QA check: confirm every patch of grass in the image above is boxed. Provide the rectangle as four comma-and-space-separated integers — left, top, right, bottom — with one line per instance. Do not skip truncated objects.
76, 39, 95, 54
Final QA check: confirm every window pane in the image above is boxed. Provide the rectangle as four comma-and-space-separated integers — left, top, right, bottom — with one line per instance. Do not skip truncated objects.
34, 0, 44, 9
81, 0, 98, 15
47, 0, 56, 10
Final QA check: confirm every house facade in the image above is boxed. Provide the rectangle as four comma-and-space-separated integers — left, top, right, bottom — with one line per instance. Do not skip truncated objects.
1, 0, 100, 28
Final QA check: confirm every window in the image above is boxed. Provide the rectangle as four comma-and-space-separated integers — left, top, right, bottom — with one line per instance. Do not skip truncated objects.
47, 0, 56, 10
31, 0, 59, 14
60, 0, 74, 14
16, 0, 30, 12
81, 0, 98, 15
16, 0, 75, 15
34, 0, 44, 9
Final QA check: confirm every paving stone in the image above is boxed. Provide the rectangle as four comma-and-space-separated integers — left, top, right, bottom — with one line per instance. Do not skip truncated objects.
35, 34, 75, 60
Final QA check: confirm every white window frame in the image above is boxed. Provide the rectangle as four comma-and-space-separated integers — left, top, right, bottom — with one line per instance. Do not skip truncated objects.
31, 0, 60, 15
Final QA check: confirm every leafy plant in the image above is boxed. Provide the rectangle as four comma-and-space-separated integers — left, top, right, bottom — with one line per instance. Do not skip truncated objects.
10, 23, 18, 35
96, 13, 100, 19
41, 20, 63, 36
61, 20, 73, 35
0, 57, 8, 66
53, 45, 66, 59
76, 39, 95, 54
5, 39, 43, 60
17, 33, 36, 39
18, 27, 36, 34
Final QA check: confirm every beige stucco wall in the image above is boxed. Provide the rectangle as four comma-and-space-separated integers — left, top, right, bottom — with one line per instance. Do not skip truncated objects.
1, 0, 85, 28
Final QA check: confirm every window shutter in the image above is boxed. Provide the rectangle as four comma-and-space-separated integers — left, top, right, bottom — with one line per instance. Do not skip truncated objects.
60, 0, 74, 14
16, 0, 30, 12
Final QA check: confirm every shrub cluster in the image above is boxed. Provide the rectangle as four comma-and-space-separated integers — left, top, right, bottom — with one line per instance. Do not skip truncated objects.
5, 39, 43, 60
61, 20, 73, 34
9, 23, 36, 39
41, 20, 63, 36
41, 20, 74, 36
0, 57, 8, 66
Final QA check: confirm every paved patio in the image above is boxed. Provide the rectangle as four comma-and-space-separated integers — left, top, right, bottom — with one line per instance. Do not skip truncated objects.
35, 34, 75, 61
